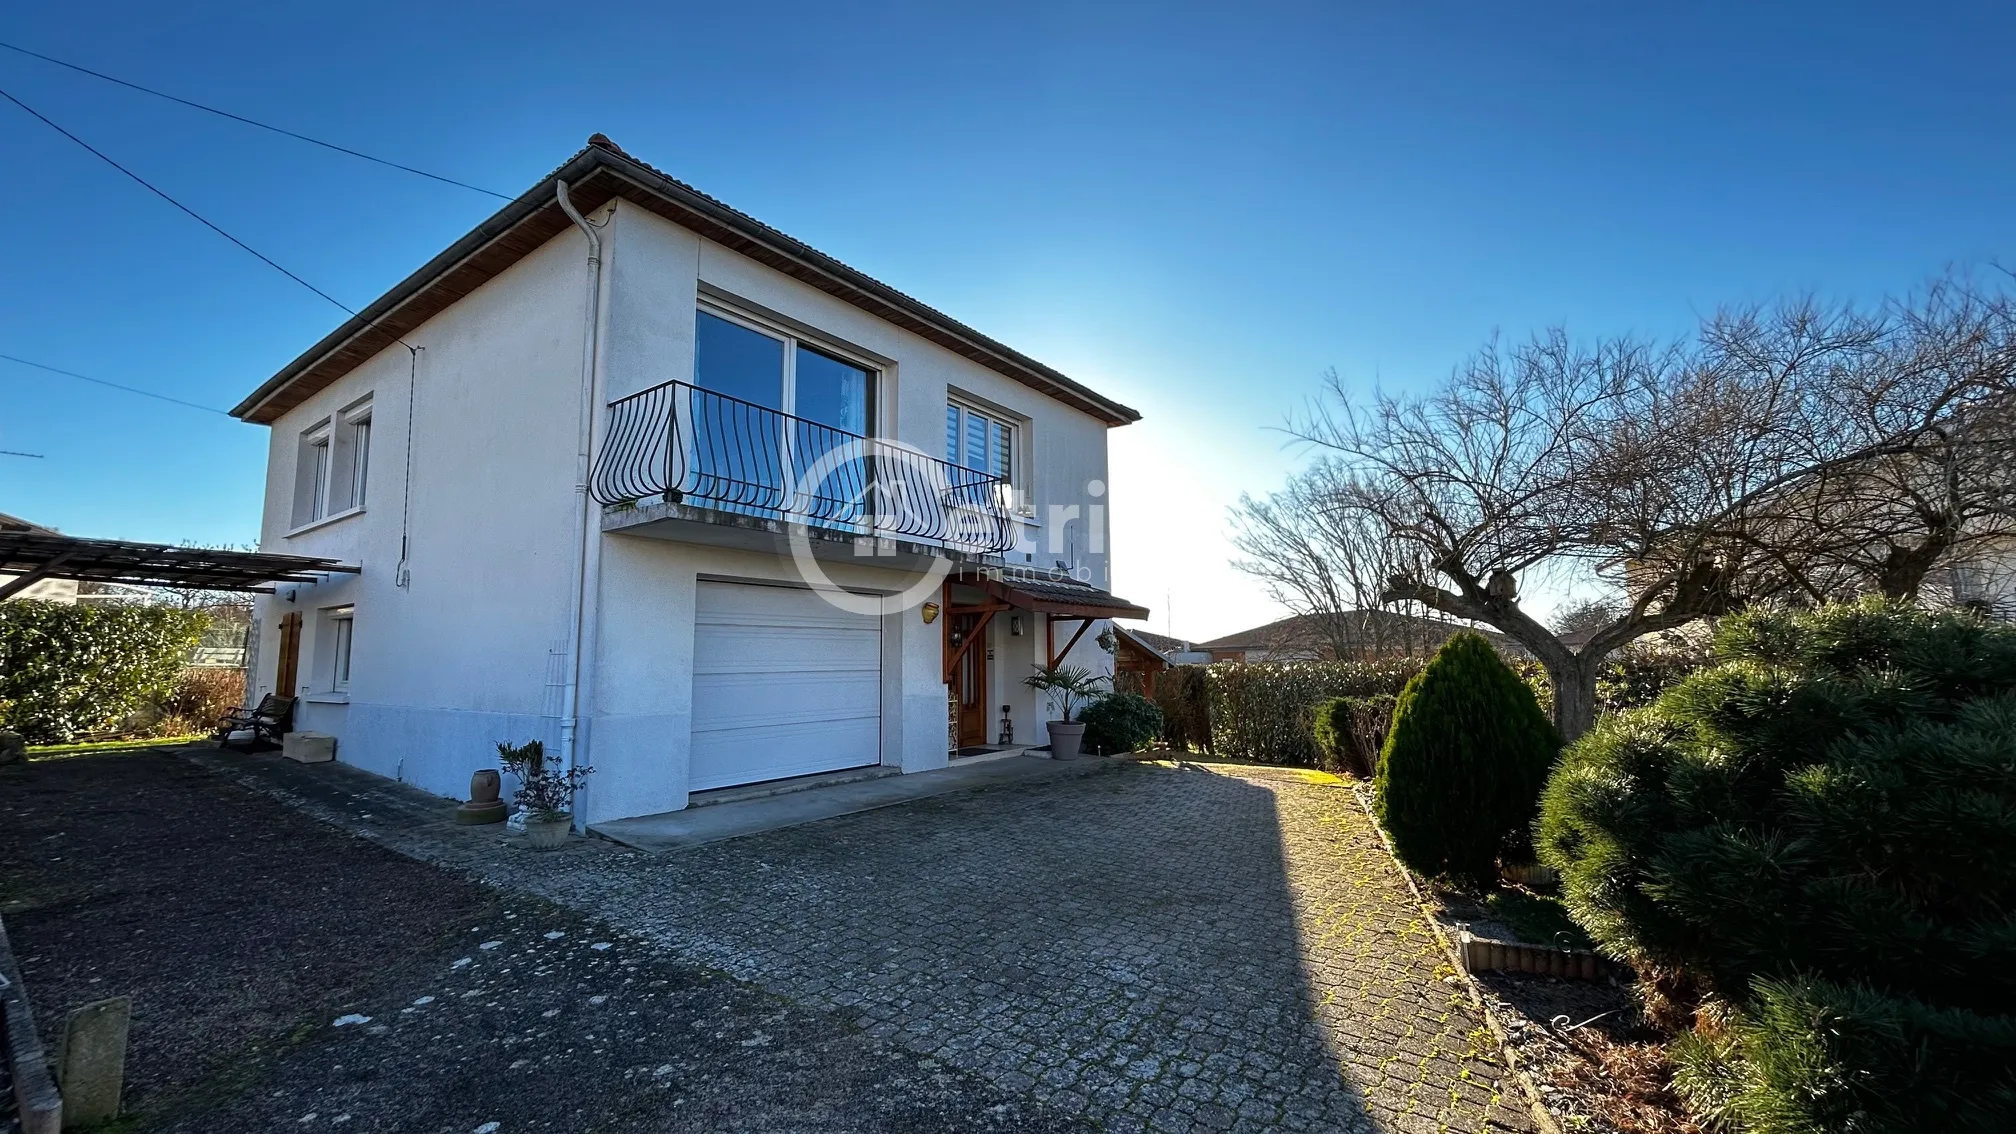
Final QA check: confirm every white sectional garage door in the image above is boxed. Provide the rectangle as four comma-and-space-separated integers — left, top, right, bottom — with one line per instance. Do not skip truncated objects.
689, 581, 882, 792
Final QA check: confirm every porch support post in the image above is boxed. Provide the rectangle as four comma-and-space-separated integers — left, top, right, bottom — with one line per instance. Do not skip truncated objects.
1047, 616, 1093, 668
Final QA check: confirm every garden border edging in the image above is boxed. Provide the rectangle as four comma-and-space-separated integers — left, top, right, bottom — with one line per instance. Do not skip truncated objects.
0, 913, 63, 1134
1347, 784, 1565, 1134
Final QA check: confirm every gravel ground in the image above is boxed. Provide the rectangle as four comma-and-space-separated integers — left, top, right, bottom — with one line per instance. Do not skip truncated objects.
0, 750, 1077, 1133
194, 749, 1536, 1134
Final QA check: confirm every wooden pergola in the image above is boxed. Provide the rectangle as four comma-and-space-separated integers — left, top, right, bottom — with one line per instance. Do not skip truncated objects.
0, 530, 357, 600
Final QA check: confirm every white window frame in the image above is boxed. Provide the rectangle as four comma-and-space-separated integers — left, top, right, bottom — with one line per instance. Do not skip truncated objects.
288, 396, 374, 534
344, 409, 371, 510
328, 605, 355, 691
308, 430, 333, 519
945, 398, 1026, 511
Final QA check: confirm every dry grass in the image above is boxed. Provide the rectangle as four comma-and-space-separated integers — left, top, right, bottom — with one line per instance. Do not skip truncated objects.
153, 668, 243, 733
1550, 1028, 1702, 1134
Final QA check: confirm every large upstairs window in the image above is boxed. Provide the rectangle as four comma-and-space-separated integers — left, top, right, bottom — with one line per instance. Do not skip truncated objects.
696, 309, 870, 433
689, 307, 875, 516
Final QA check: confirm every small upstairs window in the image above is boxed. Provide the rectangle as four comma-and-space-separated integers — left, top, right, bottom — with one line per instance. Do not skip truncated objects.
945, 402, 1015, 482
292, 397, 373, 529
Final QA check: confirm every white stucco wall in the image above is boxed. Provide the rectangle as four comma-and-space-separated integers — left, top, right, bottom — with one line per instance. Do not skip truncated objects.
251, 219, 595, 802
248, 195, 1124, 822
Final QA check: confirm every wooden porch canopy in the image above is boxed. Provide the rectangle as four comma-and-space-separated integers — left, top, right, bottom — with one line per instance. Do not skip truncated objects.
0, 530, 358, 600
942, 569, 1150, 679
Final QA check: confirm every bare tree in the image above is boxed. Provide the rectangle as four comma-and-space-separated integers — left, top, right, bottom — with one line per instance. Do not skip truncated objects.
1237, 275, 2016, 739
1232, 460, 1453, 660
1550, 596, 1625, 638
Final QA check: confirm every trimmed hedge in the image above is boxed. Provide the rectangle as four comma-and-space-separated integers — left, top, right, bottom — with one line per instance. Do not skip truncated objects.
1375, 633, 1560, 884
1538, 601, 2016, 1132
1081, 692, 1163, 754
0, 600, 209, 744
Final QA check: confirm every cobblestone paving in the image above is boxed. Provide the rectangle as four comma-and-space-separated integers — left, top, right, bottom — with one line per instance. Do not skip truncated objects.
204, 753, 1533, 1134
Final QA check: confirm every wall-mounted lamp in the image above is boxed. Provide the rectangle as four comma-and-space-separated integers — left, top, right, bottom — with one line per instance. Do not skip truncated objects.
1008, 615, 1023, 636
921, 601, 941, 624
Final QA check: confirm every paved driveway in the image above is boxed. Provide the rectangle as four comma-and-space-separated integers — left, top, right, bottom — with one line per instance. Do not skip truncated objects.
211, 754, 1533, 1134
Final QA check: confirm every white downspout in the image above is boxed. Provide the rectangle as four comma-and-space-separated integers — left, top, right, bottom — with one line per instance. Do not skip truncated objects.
557, 179, 605, 826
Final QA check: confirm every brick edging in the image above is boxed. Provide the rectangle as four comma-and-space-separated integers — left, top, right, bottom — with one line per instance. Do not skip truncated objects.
0, 913, 63, 1134
1346, 785, 1565, 1134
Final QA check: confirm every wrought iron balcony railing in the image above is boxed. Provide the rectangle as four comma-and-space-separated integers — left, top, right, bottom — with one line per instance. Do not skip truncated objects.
591, 379, 1016, 553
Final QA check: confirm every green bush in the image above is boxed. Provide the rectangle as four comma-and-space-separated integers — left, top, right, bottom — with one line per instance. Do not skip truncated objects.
0, 601, 210, 744
1537, 601, 2016, 1132
1080, 692, 1164, 754
1311, 694, 1396, 778
1375, 633, 1560, 885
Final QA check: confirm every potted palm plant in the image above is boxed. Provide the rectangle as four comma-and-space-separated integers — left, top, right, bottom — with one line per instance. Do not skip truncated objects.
496, 739, 593, 850
1023, 664, 1108, 759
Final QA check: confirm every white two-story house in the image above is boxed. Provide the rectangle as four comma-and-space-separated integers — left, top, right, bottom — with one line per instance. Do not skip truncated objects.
235, 136, 1146, 826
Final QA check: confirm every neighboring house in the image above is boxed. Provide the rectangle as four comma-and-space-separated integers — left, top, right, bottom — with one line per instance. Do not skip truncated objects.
0, 513, 79, 604
1118, 628, 1209, 664
1111, 625, 1173, 696
1941, 546, 2016, 621
1194, 610, 1515, 662
236, 136, 1146, 825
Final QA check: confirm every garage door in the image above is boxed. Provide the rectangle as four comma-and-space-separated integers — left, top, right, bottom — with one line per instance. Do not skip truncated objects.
690, 581, 882, 792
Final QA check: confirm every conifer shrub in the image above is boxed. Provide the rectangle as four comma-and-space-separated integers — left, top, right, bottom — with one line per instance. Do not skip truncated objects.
1537, 600, 2016, 1132
1374, 632, 1560, 884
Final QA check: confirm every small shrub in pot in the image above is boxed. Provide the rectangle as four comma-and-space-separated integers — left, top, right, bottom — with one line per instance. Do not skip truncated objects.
497, 739, 593, 850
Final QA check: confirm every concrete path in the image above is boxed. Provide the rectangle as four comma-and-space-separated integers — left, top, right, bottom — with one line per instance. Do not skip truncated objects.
193, 749, 1535, 1134
592, 755, 1127, 851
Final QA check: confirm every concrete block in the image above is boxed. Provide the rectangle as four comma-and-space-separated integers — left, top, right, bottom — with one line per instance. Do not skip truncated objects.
282, 732, 336, 763
58, 997, 128, 1128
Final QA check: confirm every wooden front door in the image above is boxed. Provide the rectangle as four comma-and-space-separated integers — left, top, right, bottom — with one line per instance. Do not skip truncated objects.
275, 611, 303, 696
949, 611, 990, 749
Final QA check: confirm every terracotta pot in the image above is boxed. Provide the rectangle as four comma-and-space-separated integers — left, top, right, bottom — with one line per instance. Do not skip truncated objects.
524, 812, 572, 850
1047, 721, 1087, 759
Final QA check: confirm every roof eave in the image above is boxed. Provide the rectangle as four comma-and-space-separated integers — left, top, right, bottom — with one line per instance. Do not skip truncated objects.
234, 141, 1142, 427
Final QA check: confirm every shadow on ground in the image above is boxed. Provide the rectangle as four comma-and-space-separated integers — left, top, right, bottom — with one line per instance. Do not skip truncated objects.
0, 749, 1081, 1133
195, 748, 1532, 1133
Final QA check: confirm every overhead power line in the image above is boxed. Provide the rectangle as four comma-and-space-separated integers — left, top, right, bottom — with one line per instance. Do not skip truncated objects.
0, 40, 511, 200
0, 353, 233, 416
0, 84, 374, 322
1, 449, 47, 458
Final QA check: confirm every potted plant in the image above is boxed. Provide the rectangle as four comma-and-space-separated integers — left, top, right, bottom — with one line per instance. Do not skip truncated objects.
496, 739, 593, 850
1023, 664, 1108, 759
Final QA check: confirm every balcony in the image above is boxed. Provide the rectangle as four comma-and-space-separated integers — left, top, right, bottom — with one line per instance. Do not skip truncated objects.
591, 380, 1016, 558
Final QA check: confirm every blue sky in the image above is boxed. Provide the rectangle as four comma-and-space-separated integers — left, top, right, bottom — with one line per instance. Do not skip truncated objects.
1, 2, 2011, 639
